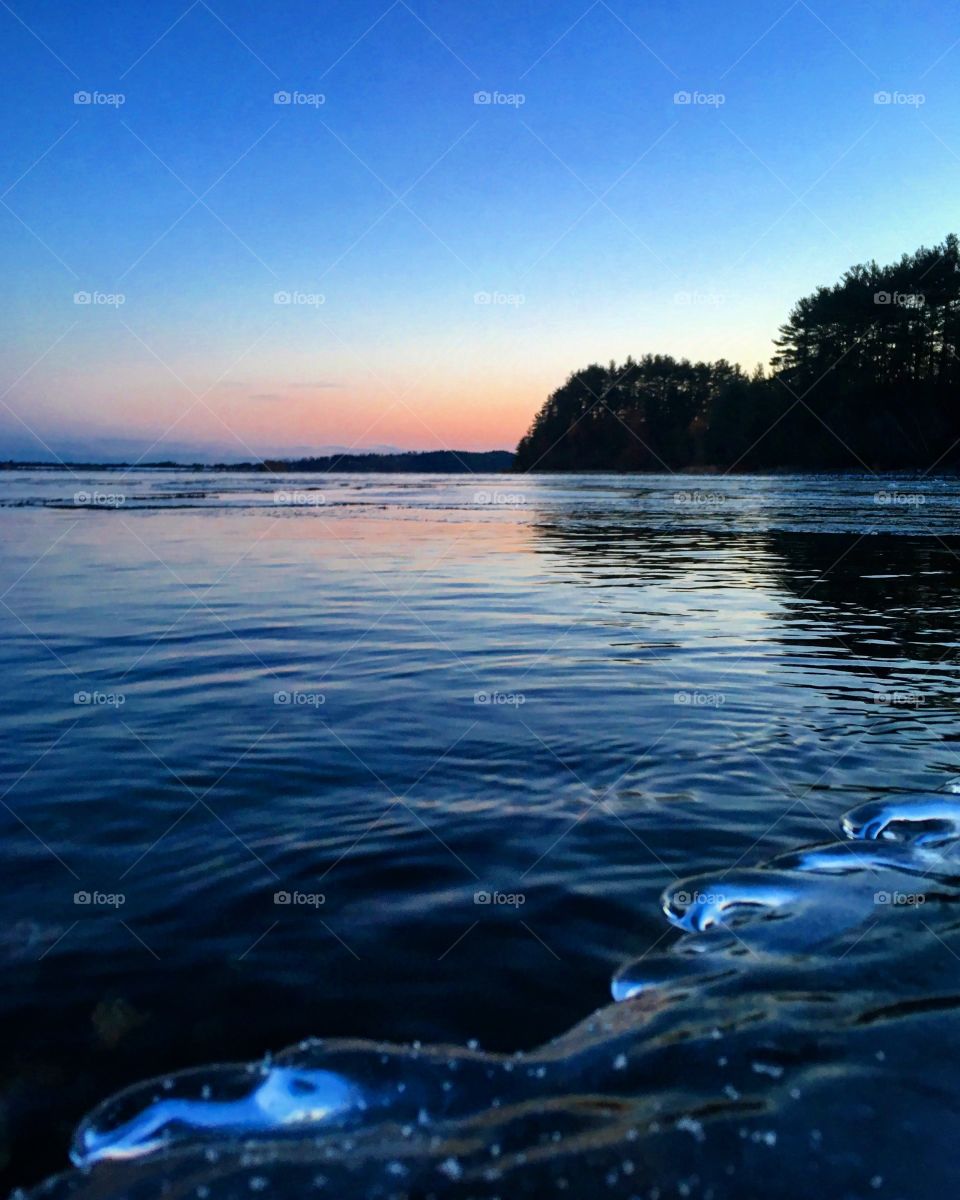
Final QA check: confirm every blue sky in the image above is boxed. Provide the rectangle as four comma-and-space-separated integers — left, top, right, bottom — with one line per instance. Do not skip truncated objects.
1, 0, 958, 459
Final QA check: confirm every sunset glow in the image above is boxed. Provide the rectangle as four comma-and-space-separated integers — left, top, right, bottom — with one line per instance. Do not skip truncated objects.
3, 1, 959, 460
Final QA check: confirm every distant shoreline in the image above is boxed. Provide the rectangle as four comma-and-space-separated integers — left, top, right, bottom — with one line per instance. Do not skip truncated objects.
2, 458, 954, 477
0, 450, 516, 474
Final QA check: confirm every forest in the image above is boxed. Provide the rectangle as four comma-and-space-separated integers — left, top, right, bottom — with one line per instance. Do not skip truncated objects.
514, 235, 960, 472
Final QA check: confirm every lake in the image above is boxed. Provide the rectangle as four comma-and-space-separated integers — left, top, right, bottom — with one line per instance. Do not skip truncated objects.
4, 470, 960, 1197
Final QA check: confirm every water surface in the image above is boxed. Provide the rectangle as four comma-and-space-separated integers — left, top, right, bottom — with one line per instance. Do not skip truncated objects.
3, 470, 960, 1195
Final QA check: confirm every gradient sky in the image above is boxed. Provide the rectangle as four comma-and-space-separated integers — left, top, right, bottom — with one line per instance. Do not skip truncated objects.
1, 0, 958, 460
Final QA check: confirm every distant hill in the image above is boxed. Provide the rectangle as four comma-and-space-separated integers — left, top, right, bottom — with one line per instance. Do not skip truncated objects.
259, 450, 515, 473
1, 450, 516, 474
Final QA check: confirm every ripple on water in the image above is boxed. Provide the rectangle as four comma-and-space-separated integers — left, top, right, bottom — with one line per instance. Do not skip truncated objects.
22, 782, 960, 1200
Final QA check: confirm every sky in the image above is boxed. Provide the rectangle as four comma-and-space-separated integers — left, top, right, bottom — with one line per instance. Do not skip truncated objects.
1, 0, 958, 461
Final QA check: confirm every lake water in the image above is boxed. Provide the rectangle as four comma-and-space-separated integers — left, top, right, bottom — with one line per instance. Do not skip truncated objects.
4, 470, 960, 1198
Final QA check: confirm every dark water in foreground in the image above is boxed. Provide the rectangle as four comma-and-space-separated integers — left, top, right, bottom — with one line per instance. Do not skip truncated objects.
3, 471, 960, 1198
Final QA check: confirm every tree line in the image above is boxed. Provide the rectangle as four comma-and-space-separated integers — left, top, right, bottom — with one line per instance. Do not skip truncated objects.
514, 234, 960, 472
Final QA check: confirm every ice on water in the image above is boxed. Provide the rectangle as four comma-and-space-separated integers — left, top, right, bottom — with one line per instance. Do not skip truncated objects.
71, 1067, 360, 1165
23, 782, 960, 1200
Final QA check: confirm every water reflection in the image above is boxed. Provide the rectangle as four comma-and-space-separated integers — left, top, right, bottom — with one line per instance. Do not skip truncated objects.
24, 782, 960, 1200
3, 471, 960, 1194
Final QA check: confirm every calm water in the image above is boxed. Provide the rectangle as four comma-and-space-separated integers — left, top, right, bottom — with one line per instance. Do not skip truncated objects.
4, 470, 960, 1197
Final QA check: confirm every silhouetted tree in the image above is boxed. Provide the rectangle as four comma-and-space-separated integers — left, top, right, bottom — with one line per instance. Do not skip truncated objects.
514, 235, 960, 472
